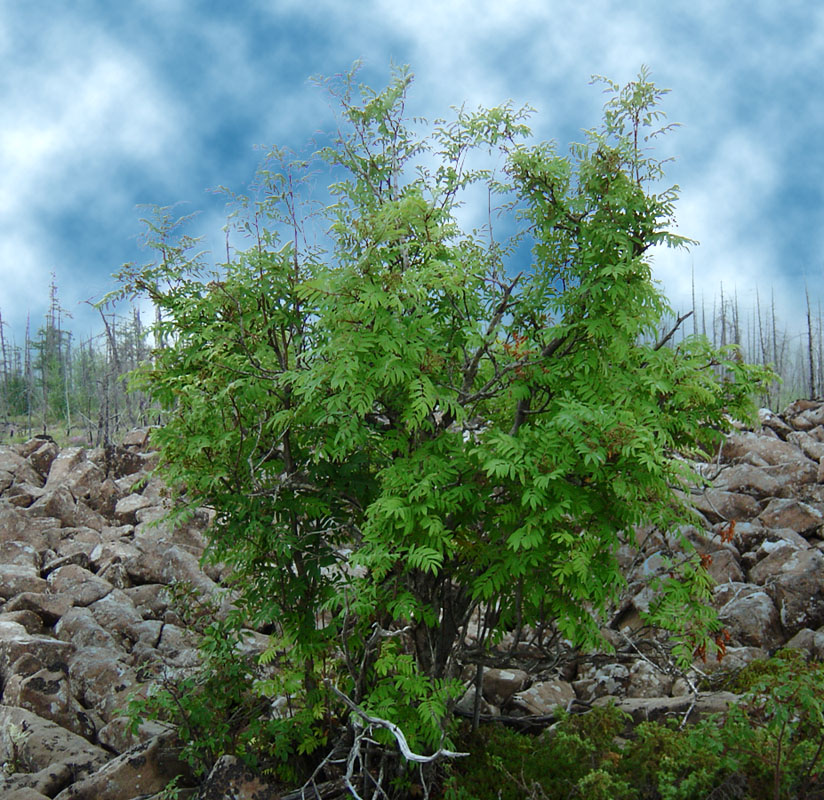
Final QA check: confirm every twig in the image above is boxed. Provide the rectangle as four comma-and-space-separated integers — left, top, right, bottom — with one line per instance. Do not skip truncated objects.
325, 681, 469, 763
653, 310, 694, 351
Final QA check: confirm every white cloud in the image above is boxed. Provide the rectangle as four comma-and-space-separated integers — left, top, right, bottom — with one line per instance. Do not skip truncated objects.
0, 21, 182, 330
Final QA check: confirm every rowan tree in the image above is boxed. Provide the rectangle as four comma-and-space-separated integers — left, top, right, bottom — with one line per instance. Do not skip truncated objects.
112, 65, 771, 796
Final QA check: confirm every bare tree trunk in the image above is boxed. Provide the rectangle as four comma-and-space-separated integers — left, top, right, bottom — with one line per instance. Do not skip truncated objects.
807, 283, 816, 399
24, 316, 33, 437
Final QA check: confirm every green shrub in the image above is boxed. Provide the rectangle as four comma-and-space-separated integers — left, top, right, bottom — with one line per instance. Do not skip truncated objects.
441, 653, 824, 799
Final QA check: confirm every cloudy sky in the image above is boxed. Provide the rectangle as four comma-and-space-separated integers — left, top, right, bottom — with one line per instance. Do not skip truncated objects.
1, 1, 822, 346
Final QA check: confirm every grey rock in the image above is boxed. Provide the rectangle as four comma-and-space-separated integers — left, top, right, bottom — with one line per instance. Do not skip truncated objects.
45, 448, 87, 489
481, 667, 530, 706
714, 583, 784, 649
758, 498, 824, 536
0, 705, 107, 779
48, 564, 114, 607
52, 730, 192, 800
593, 691, 741, 725
197, 754, 277, 800
511, 679, 576, 715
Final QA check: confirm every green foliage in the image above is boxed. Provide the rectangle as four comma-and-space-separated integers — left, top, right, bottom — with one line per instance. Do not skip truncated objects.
441, 705, 634, 800
444, 653, 824, 799
115, 63, 772, 789
124, 587, 325, 782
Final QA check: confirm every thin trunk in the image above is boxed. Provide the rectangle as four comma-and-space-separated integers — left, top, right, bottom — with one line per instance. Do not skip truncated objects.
807, 284, 816, 399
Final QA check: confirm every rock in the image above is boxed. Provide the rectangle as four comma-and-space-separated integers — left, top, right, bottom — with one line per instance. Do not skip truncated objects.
0, 448, 29, 475
0, 565, 48, 596
759, 498, 824, 536
197, 754, 279, 800
758, 408, 793, 438
106, 446, 149, 479
45, 448, 87, 489
713, 464, 782, 499
761, 460, 820, 488
705, 549, 745, 584
3, 592, 73, 625
511, 679, 576, 715
28, 487, 78, 528
455, 685, 499, 717
43, 551, 91, 575
48, 564, 114, 607
574, 663, 630, 701
5, 483, 45, 508
763, 549, 824, 635
593, 691, 741, 725
714, 583, 784, 649
5, 789, 53, 800
0, 627, 74, 683
113, 494, 153, 526
0, 507, 51, 549
67, 648, 141, 723
121, 429, 152, 450
52, 731, 193, 800
784, 402, 824, 431
157, 624, 200, 668
89, 589, 156, 647
693, 646, 769, 677
61, 461, 105, 506
0, 610, 47, 634
785, 628, 824, 660
28, 441, 60, 480
787, 430, 824, 462
481, 667, 530, 706
722, 432, 817, 467
55, 607, 120, 651
689, 489, 761, 524
0, 764, 75, 798
3, 666, 96, 740
96, 716, 173, 755
625, 661, 674, 699
733, 522, 809, 555
0, 705, 108, 779
749, 543, 802, 584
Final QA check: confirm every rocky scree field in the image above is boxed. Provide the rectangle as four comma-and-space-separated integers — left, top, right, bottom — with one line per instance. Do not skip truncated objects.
3, 401, 824, 798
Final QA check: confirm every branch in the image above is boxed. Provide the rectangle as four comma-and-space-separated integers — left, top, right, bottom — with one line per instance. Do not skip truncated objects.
460, 274, 521, 400
653, 310, 693, 351
325, 681, 469, 763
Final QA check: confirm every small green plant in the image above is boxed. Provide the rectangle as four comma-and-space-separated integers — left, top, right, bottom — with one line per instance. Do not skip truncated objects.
156, 774, 185, 800
441, 653, 824, 799
1, 721, 30, 775
125, 612, 322, 783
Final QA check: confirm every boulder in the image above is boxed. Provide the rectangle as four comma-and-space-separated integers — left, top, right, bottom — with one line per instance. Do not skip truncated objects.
47, 564, 114, 607
714, 583, 785, 649
113, 494, 153, 526
689, 489, 761, 524
758, 498, 824, 536
722, 432, 816, 467
713, 464, 782, 499
197, 754, 279, 800
511, 679, 576, 715
0, 705, 108, 780
2, 666, 96, 740
763, 549, 824, 635
593, 691, 741, 725
481, 667, 530, 706
28, 441, 60, 480
52, 731, 193, 800
45, 448, 87, 489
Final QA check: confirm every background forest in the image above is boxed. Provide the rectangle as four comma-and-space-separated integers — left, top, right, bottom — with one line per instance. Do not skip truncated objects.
0, 276, 154, 445
0, 276, 817, 446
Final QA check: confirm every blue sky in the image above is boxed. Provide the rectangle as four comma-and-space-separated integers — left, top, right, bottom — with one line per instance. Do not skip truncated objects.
1, 1, 823, 345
